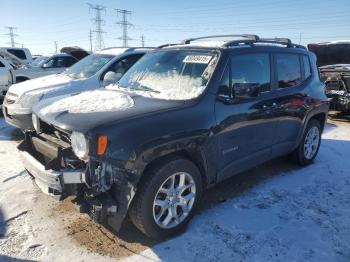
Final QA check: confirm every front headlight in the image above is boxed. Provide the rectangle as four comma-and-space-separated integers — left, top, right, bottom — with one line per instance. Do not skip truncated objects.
71, 132, 89, 160
18, 93, 43, 107
32, 114, 40, 133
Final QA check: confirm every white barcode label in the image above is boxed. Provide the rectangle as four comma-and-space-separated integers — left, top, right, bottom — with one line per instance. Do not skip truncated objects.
183, 55, 212, 64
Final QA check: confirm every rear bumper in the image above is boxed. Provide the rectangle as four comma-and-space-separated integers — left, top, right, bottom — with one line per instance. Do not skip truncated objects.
18, 140, 85, 197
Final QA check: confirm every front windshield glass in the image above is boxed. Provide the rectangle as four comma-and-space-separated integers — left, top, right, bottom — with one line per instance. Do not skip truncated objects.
64, 54, 114, 79
117, 50, 218, 100
30, 56, 48, 67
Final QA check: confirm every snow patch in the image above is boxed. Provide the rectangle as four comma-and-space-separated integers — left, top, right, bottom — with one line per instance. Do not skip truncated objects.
39, 90, 134, 115
9, 74, 72, 98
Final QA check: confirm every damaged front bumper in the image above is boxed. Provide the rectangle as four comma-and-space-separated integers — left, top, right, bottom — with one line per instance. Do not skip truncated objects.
18, 133, 135, 232
18, 144, 85, 196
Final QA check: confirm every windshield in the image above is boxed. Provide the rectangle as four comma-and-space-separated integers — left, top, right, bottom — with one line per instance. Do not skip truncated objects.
30, 56, 48, 67
64, 54, 114, 79
117, 50, 218, 100
308, 43, 350, 66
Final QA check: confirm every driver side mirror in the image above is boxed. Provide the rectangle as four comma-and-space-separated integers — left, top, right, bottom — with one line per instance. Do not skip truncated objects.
41, 63, 49, 69
103, 71, 121, 87
217, 85, 235, 103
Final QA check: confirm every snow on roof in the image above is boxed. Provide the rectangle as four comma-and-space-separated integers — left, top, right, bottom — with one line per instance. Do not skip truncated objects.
96, 48, 130, 56
165, 41, 227, 49
329, 40, 350, 44
39, 89, 134, 115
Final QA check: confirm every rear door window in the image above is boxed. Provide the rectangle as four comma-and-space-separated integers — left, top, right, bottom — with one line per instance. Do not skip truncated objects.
0, 61, 4, 67
276, 54, 302, 88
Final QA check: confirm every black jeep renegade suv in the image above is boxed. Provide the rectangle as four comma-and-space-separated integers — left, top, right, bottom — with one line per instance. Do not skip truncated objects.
19, 35, 329, 239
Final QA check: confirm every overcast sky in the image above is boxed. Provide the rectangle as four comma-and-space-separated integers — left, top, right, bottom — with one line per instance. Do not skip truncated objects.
0, 0, 349, 55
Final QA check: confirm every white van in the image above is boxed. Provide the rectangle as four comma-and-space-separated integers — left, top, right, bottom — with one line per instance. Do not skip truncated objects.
0, 47, 32, 64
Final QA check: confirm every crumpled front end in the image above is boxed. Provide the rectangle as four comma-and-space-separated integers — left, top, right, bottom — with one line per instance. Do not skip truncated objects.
320, 68, 350, 112
18, 123, 136, 232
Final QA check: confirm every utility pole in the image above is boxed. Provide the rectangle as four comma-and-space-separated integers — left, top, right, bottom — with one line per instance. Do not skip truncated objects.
4, 26, 18, 47
116, 9, 133, 47
87, 3, 106, 51
54, 41, 58, 54
89, 30, 93, 52
299, 32, 302, 45
141, 35, 145, 47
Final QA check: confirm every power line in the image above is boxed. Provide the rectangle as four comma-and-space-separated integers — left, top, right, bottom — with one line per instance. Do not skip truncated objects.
4, 26, 19, 47
87, 3, 106, 51
115, 9, 133, 47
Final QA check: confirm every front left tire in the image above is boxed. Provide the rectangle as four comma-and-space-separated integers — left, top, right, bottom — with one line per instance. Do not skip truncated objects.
129, 157, 202, 239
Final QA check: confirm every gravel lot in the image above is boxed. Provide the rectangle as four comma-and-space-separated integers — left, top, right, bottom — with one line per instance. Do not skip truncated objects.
0, 111, 350, 261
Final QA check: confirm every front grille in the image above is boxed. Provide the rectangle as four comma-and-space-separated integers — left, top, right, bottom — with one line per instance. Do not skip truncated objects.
5, 92, 18, 104
39, 119, 71, 144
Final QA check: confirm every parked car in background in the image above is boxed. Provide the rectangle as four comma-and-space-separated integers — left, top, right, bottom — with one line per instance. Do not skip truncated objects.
15, 53, 79, 83
3, 47, 152, 130
20, 35, 328, 239
14, 46, 89, 83
0, 56, 15, 107
0, 47, 33, 64
308, 41, 350, 112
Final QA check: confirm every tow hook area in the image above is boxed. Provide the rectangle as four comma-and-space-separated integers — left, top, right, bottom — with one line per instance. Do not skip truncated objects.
75, 193, 121, 231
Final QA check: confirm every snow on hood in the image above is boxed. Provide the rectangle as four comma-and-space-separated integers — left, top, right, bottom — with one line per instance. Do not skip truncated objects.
39, 90, 134, 115
107, 71, 206, 101
8, 74, 71, 97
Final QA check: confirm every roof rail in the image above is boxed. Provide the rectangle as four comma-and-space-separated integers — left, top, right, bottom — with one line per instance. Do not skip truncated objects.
181, 34, 259, 45
224, 37, 307, 50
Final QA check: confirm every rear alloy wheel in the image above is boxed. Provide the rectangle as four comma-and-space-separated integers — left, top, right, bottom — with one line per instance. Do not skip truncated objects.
290, 119, 322, 165
129, 157, 202, 239
303, 126, 320, 160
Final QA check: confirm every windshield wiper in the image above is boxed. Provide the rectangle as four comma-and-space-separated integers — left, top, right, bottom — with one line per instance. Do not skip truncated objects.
135, 85, 160, 93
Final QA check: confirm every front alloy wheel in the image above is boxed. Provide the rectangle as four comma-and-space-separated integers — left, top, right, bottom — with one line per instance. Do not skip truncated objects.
129, 157, 202, 239
153, 172, 196, 229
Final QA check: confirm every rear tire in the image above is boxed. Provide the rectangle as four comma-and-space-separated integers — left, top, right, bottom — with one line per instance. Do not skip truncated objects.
290, 119, 322, 166
129, 157, 202, 239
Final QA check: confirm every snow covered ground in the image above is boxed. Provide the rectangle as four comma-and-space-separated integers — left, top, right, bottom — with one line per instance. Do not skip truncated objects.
0, 113, 350, 261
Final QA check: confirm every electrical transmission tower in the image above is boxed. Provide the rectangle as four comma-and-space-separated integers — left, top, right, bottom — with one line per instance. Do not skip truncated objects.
116, 9, 133, 47
87, 3, 106, 51
141, 35, 145, 47
54, 41, 58, 54
4, 26, 19, 47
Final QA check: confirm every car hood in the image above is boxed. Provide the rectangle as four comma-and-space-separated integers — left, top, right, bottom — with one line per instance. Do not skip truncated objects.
33, 89, 186, 133
8, 74, 72, 97
319, 64, 350, 70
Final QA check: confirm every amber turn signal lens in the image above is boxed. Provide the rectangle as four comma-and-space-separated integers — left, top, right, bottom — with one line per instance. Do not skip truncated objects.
97, 135, 108, 156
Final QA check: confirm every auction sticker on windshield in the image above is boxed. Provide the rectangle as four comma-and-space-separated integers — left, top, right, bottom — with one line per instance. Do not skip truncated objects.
183, 55, 212, 64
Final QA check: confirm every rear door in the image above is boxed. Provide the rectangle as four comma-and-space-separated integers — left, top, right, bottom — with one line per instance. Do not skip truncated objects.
215, 52, 279, 181
271, 53, 310, 156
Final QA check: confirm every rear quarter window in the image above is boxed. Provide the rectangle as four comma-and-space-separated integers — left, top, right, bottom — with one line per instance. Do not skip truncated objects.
7, 49, 27, 60
302, 55, 311, 79
276, 54, 302, 88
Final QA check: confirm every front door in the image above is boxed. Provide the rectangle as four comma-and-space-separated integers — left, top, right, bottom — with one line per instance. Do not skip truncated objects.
215, 52, 278, 181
